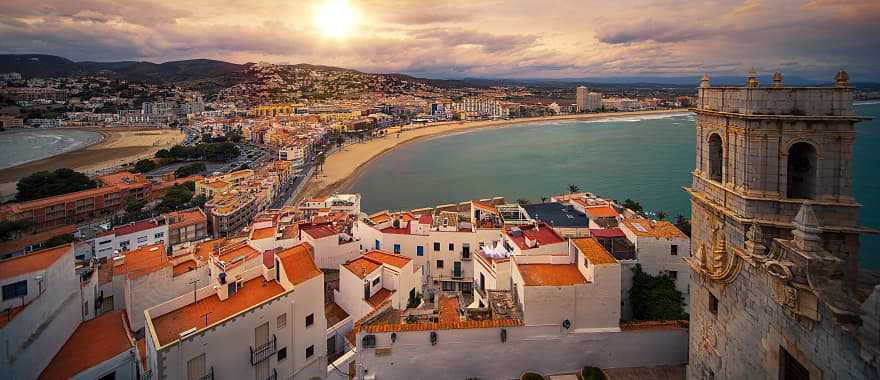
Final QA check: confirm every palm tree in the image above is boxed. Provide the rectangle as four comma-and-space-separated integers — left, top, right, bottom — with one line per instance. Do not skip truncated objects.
516, 198, 530, 205
540, 196, 549, 203
656, 210, 668, 220
568, 184, 580, 194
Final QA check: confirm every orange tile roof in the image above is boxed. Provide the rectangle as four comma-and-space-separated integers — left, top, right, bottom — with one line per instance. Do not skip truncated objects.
517, 263, 587, 286
367, 211, 391, 224
164, 208, 206, 228
98, 171, 146, 187
343, 257, 382, 279
1, 186, 120, 213
250, 226, 276, 240
364, 250, 411, 268
621, 218, 688, 239
38, 311, 133, 380
0, 244, 70, 280
367, 288, 394, 308
277, 243, 321, 285
151, 277, 285, 346
172, 260, 198, 276
583, 204, 619, 219
217, 242, 260, 264
194, 238, 229, 261
360, 318, 522, 333
572, 237, 618, 265
123, 244, 169, 280
301, 224, 337, 239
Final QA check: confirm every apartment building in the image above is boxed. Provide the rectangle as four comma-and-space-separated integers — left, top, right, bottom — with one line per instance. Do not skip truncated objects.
335, 250, 421, 323
0, 244, 139, 380
205, 191, 258, 236
299, 193, 361, 218
195, 169, 255, 199
0, 172, 151, 231
144, 243, 327, 380
164, 207, 209, 247
94, 218, 168, 259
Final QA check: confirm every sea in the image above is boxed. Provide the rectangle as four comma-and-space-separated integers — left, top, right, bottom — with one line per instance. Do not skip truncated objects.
0, 129, 104, 170
348, 103, 880, 270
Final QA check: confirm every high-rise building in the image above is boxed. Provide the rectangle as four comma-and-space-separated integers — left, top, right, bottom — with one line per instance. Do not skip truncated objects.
576, 86, 602, 112
685, 70, 880, 379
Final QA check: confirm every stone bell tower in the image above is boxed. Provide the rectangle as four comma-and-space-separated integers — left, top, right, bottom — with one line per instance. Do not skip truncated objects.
685, 70, 880, 379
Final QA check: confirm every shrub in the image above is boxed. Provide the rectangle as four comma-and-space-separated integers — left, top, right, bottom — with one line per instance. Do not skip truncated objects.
521, 372, 544, 380
581, 367, 605, 380
16, 168, 97, 202
628, 264, 687, 321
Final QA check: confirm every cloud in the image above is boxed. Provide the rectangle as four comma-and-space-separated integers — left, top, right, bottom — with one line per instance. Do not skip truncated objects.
0, 0, 877, 81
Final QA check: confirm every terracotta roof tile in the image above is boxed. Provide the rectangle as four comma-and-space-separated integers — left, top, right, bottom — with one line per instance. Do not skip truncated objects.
250, 226, 276, 240
367, 288, 394, 308
364, 250, 411, 268
0, 244, 71, 280
123, 244, 169, 280
343, 257, 382, 279
38, 311, 132, 380
621, 218, 687, 239
517, 263, 587, 286
277, 243, 321, 286
583, 204, 619, 219
572, 237, 618, 265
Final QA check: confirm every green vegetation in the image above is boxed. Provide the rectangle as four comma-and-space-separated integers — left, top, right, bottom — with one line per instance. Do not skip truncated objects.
520, 372, 544, 380
132, 159, 158, 173
620, 198, 644, 214
568, 184, 580, 194
0, 220, 31, 241
157, 181, 196, 212
628, 264, 687, 321
674, 214, 692, 237
174, 162, 206, 178
655, 210, 668, 221
516, 198, 531, 205
169, 142, 240, 162
155, 148, 172, 158
16, 168, 98, 202
125, 197, 146, 214
581, 367, 606, 380
42, 234, 76, 249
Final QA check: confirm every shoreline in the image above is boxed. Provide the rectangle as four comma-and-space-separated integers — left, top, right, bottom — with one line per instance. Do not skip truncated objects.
0, 127, 185, 198
294, 108, 690, 204
0, 128, 108, 170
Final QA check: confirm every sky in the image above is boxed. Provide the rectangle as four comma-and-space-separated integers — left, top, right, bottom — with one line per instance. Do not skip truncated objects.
1, 0, 879, 81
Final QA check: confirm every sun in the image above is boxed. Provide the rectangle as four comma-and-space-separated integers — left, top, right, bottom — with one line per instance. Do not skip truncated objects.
314, 0, 359, 39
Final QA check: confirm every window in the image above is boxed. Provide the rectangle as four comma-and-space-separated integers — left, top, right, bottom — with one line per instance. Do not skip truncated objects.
273, 346, 285, 361
780, 346, 810, 380
327, 335, 337, 356
306, 345, 315, 359
2, 280, 27, 300
708, 133, 723, 182
462, 243, 470, 259
416, 246, 424, 256
670, 245, 678, 256
436, 260, 444, 269
277, 313, 287, 329
787, 142, 818, 200
709, 293, 719, 315
448, 243, 454, 251
393, 244, 401, 253
374, 239, 380, 250
305, 313, 314, 327
154, 232, 164, 238
433, 242, 440, 251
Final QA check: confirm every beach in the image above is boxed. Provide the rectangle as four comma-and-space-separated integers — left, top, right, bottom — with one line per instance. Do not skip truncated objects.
0, 127, 185, 198
294, 109, 689, 203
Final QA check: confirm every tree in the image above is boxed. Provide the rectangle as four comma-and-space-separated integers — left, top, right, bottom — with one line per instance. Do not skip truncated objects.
16, 168, 98, 202
42, 234, 76, 249
628, 264, 687, 321
158, 183, 194, 212
0, 220, 31, 241
568, 184, 580, 194
540, 196, 549, 203
133, 159, 157, 173
174, 162, 206, 178
674, 214, 692, 237
189, 194, 208, 208
155, 148, 172, 158
125, 197, 146, 214
516, 198, 530, 205
621, 198, 644, 213
656, 210, 669, 221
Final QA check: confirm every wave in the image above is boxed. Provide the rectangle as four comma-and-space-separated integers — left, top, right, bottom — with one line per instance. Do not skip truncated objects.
855, 100, 880, 106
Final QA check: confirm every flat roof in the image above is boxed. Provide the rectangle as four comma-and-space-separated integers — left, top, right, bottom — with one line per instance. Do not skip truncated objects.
151, 277, 285, 346
517, 263, 588, 286
325, 302, 350, 327
367, 288, 394, 308
0, 244, 70, 281
522, 203, 588, 228
123, 244, 168, 280
621, 218, 687, 239
38, 311, 132, 380
364, 250, 411, 268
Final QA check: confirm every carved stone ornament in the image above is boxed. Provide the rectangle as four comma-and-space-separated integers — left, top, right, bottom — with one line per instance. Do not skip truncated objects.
701, 320, 719, 355
740, 222, 769, 265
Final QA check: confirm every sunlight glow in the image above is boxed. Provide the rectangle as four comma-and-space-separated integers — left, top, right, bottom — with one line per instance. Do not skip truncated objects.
314, 0, 358, 39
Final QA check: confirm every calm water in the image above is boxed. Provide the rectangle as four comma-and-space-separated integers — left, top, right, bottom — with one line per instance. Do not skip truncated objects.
0, 129, 103, 169
349, 104, 880, 269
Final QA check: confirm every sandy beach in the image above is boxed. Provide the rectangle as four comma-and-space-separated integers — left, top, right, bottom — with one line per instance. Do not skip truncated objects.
0, 127, 185, 198
295, 109, 690, 203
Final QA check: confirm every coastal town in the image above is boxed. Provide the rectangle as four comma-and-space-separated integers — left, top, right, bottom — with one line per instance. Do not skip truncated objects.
1, 1, 880, 378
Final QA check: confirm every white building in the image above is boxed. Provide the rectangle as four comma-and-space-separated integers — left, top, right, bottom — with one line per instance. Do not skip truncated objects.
279, 145, 306, 167
144, 243, 327, 380
0, 244, 140, 380
94, 219, 168, 260
576, 86, 603, 112
334, 250, 421, 323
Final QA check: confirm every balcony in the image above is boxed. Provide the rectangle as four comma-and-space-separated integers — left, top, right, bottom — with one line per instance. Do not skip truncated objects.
262, 368, 278, 380
250, 334, 277, 365
452, 269, 463, 279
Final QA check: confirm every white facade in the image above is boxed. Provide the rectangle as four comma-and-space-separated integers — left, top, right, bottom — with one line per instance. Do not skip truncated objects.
619, 220, 692, 311
94, 220, 168, 260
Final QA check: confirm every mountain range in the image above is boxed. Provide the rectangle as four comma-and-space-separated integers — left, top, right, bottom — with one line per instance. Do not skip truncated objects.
1, 54, 877, 89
